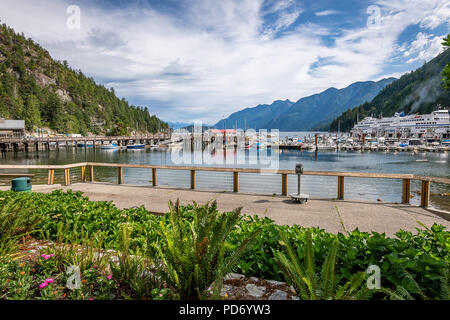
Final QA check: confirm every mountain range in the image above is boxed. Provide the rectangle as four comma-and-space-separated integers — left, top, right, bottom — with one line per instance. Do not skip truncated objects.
214, 78, 396, 131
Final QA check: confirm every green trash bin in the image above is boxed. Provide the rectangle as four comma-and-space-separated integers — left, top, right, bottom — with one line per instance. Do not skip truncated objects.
11, 177, 32, 192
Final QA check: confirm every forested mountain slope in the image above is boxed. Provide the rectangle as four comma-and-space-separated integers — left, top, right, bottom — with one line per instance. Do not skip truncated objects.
0, 23, 167, 135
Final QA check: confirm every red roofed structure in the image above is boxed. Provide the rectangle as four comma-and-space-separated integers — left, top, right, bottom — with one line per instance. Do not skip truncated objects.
210, 129, 237, 134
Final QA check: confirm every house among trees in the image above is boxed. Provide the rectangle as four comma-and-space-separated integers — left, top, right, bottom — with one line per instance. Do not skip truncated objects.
0, 118, 25, 138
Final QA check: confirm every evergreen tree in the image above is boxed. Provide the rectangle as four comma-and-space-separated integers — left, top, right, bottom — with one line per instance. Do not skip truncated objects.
24, 94, 41, 130
13, 96, 24, 120
442, 34, 450, 90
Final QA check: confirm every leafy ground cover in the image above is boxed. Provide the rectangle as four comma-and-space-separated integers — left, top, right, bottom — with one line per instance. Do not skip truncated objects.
0, 190, 449, 300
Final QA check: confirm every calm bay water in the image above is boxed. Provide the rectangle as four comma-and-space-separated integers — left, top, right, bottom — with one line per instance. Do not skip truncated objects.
1, 132, 449, 211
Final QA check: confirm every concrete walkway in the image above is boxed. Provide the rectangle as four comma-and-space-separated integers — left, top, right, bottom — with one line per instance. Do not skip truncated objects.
3, 182, 449, 237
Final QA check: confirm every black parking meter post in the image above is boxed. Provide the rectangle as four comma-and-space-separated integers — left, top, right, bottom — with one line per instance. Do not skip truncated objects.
291, 163, 309, 204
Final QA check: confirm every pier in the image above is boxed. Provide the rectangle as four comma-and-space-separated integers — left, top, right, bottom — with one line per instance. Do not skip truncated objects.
0, 133, 171, 152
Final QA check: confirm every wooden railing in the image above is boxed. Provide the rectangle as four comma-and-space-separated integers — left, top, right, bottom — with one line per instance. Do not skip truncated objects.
1, 162, 449, 208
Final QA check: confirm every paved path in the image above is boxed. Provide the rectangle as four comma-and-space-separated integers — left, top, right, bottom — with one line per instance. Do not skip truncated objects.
4, 183, 448, 236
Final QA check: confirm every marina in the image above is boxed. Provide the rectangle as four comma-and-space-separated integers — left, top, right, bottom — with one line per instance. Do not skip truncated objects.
161, 108, 450, 153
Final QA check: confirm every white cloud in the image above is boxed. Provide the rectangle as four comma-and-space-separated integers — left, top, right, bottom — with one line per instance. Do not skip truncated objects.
315, 10, 342, 16
403, 32, 445, 63
0, 0, 448, 123
268, 9, 302, 34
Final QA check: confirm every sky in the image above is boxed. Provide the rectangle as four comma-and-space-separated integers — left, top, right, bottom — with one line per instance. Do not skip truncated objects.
0, 0, 449, 125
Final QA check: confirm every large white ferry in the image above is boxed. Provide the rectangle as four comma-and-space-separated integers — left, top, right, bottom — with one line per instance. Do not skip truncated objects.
351, 107, 450, 141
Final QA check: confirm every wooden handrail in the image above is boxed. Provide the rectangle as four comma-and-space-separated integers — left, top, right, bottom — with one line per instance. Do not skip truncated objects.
0, 161, 448, 208
0, 162, 88, 170
0, 162, 447, 183
0, 162, 447, 184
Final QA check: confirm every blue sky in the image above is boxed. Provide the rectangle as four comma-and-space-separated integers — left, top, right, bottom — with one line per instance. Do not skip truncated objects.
0, 0, 448, 124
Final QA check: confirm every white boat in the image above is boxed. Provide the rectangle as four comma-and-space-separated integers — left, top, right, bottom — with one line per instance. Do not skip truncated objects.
351, 108, 450, 141
317, 143, 336, 151
167, 141, 183, 148
101, 143, 119, 150
377, 144, 387, 151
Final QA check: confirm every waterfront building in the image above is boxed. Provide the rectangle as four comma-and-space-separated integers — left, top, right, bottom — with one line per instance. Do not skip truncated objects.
0, 118, 25, 138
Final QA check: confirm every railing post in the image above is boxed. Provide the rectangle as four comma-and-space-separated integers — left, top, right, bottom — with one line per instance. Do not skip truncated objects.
47, 169, 54, 185
152, 168, 157, 186
233, 171, 239, 192
337, 176, 344, 200
64, 168, 70, 186
89, 165, 94, 182
420, 180, 430, 207
402, 179, 410, 204
190, 170, 196, 189
118, 167, 123, 185
281, 173, 287, 196
81, 166, 86, 182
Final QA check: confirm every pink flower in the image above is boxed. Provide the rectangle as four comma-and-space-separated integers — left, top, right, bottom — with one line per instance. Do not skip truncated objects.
40, 282, 48, 289
107, 275, 112, 280
42, 254, 55, 260
45, 278, 54, 284
89, 298, 94, 300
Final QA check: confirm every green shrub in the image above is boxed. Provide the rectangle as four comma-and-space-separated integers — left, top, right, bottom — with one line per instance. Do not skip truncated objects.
155, 200, 257, 299
0, 190, 449, 300
0, 194, 43, 257
110, 223, 168, 300
154, 200, 259, 299
274, 230, 372, 300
